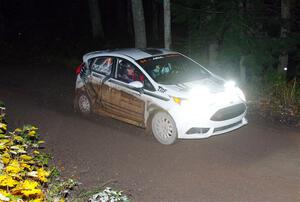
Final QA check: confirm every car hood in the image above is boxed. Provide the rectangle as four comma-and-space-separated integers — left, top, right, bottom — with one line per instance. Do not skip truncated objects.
160, 76, 225, 98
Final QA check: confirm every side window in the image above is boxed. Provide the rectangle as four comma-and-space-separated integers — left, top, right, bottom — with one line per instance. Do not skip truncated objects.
116, 59, 156, 91
91, 57, 113, 76
116, 59, 145, 84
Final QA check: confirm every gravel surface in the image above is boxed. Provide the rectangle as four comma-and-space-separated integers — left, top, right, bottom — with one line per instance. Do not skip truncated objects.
1, 65, 300, 201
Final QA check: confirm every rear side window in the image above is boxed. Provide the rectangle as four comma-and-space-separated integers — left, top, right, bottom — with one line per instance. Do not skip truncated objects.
91, 57, 113, 76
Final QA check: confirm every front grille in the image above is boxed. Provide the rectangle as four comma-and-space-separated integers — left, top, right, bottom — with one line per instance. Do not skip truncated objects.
213, 120, 242, 133
210, 103, 246, 121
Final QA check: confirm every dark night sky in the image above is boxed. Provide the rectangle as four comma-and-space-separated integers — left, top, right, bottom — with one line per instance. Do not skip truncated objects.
1, 0, 300, 69
2, 1, 300, 43
0, 0, 162, 42
2, 1, 93, 40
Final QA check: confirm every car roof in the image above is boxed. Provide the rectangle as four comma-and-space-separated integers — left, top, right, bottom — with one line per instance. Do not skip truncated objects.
83, 48, 178, 61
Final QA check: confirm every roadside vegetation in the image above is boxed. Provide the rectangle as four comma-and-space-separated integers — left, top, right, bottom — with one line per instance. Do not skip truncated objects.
247, 72, 300, 125
0, 102, 130, 202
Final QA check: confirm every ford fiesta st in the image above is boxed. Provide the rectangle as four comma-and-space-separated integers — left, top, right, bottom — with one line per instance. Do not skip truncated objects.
74, 48, 247, 145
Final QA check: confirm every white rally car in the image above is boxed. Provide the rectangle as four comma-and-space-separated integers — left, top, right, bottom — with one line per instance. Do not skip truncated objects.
74, 48, 247, 145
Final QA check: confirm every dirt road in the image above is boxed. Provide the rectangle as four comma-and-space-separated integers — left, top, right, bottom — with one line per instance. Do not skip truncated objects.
0, 65, 299, 201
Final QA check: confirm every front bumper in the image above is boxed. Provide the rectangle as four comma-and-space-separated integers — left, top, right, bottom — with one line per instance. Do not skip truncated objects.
169, 103, 247, 139
178, 116, 247, 139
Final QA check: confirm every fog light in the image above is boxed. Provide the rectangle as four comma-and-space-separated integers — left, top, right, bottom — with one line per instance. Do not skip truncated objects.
186, 127, 210, 134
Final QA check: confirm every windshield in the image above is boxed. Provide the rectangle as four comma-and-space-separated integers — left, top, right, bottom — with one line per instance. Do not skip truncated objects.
137, 54, 210, 85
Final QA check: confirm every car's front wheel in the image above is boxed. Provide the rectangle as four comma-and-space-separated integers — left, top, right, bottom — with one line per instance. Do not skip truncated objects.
151, 111, 177, 145
76, 92, 92, 116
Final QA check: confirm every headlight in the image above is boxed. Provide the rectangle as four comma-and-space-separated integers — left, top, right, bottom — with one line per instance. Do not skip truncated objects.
224, 80, 236, 89
224, 80, 246, 102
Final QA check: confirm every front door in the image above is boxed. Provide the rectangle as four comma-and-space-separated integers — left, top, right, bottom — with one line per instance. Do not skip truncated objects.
101, 59, 146, 127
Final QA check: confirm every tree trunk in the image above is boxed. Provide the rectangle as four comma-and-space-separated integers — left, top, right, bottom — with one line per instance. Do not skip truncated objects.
239, 0, 247, 85
131, 0, 147, 48
88, 0, 104, 39
187, 2, 193, 55
278, 0, 290, 75
208, 42, 218, 70
164, 0, 171, 49
152, 0, 159, 42
208, 0, 218, 70
240, 55, 246, 85
126, 0, 134, 40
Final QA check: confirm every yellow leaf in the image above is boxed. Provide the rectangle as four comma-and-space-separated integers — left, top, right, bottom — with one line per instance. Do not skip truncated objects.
0, 139, 10, 145
0, 123, 7, 131
37, 141, 45, 144
21, 163, 31, 170
37, 168, 50, 183
0, 174, 18, 187
17, 149, 27, 154
2, 152, 11, 164
26, 160, 37, 165
28, 131, 36, 137
31, 126, 38, 130
20, 154, 33, 161
13, 135, 24, 142
22, 188, 43, 197
7, 172, 22, 180
12, 179, 38, 193
12, 179, 43, 198
14, 128, 22, 133
6, 160, 22, 174
22, 179, 39, 189
33, 150, 40, 155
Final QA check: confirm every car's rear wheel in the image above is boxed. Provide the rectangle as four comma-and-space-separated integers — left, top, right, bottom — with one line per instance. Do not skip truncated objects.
76, 92, 92, 116
151, 111, 177, 145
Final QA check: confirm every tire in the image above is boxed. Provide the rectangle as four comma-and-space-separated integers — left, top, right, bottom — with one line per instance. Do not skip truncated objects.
76, 92, 92, 116
151, 111, 177, 145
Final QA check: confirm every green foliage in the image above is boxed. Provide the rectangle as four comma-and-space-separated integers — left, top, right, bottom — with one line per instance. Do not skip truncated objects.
34, 152, 52, 167
263, 71, 300, 107
172, 0, 299, 80
247, 70, 300, 124
46, 178, 78, 201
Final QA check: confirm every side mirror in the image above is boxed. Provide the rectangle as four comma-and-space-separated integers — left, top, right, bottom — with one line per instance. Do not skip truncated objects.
129, 81, 144, 89
129, 81, 144, 94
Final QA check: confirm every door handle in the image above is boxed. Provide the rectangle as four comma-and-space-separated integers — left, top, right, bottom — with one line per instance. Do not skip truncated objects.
131, 91, 142, 97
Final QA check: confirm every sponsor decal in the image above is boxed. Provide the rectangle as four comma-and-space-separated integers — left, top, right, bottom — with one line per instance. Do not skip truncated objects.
158, 86, 167, 93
